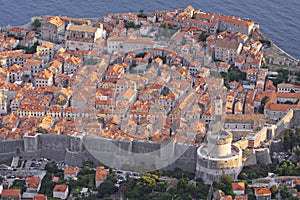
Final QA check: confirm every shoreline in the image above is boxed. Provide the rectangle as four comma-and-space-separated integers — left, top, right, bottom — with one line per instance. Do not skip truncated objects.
258, 29, 300, 63
271, 43, 300, 63
2, 15, 299, 66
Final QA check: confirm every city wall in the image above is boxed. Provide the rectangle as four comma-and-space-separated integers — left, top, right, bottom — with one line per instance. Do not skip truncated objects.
0, 109, 298, 172
0, 134, 197, 172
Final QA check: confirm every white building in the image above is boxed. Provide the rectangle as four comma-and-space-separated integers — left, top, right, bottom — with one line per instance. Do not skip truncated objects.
53, 185, 69, 200
35, 69, 53, 87
277, 83, 300, 93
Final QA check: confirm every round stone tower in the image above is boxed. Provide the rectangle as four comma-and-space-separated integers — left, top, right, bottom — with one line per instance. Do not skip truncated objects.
196, 130, 243, 183
207, 130, 233, 157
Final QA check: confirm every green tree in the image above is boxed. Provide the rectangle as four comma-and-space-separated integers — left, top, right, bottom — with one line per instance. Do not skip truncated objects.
272, 69, 290, 86
195, 182, 210, 199
138, 9, 145, 18
39, 173, 56, 197
125, 21, 135, 29
248, 193, 256, 200
45, 162, 58, 174
198, 31, 209, 42
7, 33, 23, 40
32, 18, 41, 29
160, 23, 173, 29
280, 186, 290, 199
259, 38, 271, 47
10, 180, 26, 194
212, 175, 234, 196
259, 96, 269, 114
295, 184, 300, 192
270, 185, 278, 198
97, 175, 118, 198
220, 174, 232, 186
220, 68, 247, 87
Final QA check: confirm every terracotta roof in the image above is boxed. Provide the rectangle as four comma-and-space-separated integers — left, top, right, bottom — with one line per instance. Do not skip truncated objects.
278, 83, 300, 89
96, 166, 107, 181
195, 13, 213, 21
64, 166, 78, 175
36, 69, 53, 79
267, 104, 299, 111
235, 195, 248, 200
40, 42, 54, 49
25, 59, 42, 66
49, 16, 64, 27
67, 23, 98, 33
26, 176, 40, 188
10, 27, 21, 33
243, 68, 258, 73
225, 114, 265, 123
255, 188, 271, 196
232, 182, 245, 191
1, 189, 21, 197
277, 92, 300, 99
215, 14, 254, 27
53, 184, 68, 192
34, 194, 47, 200
215, 39, 240, 50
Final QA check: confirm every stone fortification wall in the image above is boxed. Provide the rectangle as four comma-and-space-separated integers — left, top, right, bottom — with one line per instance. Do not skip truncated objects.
0, 139, 24, 164
255, 148, 272, 165
0, 134, 198, 172
243, 153, 257, 166
274, 109, 294, 137
0, 139, 24, 153
0, 109, 298, 172
291, 109, 300, 128
270, 138, 283, 153
233, 139, 248, 150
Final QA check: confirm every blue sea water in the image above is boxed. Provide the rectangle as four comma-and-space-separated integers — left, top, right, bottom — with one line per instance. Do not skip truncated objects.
0, 0, 299, 59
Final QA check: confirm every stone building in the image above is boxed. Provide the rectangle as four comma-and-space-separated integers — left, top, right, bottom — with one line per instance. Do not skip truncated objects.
107, 35, 156, 53
65, 23, 106, 51
214, 39, 243, 63
35, 69, 53, 87
224, 114, 265, 140
36, 42, 55, 62
53, 185, 69, 200
41, 17, 65, 42
215, 15, 255, 35
0, 92, 9, 115
196, 130, 243, 183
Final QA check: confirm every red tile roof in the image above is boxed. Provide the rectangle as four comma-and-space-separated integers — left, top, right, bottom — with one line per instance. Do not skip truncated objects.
96, 166, 107, 181
235, 195, 248, 200
26, 176, 40, 188
1, 189, 21, 197
53, 184, 68, 192
255, 188, 271, 196
232, 182, 245, 191
268, 104, 299, 111
34, 194, 47, 200
64, 166, 78, 175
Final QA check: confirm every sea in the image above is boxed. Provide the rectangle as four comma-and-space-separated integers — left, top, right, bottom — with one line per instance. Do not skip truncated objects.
0, 0, 299, 59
